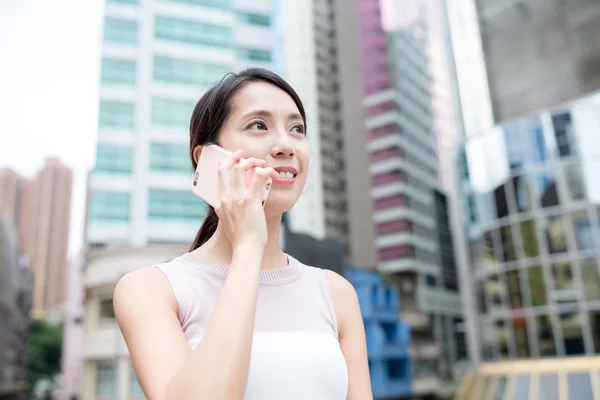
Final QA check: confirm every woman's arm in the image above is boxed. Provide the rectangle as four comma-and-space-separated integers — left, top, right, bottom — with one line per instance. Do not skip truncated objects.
323, 270, 374, 400
114, 244, 264, 400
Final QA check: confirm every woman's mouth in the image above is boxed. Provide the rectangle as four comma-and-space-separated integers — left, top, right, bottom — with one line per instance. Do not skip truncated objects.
273, 167, 298, 184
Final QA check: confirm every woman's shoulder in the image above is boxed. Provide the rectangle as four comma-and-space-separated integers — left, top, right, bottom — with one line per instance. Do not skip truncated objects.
321, 270, 358, 305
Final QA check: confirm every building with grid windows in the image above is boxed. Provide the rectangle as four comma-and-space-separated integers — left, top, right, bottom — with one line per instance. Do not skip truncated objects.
87, 0, 278, 247
459, 90, 600, 363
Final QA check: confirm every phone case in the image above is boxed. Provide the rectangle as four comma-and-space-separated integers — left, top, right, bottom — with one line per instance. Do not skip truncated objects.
192, 145, 271, 208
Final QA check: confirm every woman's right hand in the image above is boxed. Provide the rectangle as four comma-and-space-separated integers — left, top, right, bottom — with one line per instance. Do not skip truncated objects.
215, 149, 278, 250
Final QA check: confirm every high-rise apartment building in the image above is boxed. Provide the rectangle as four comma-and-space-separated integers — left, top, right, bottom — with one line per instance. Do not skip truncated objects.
87, 0, 277, 247
0, 159, 72, 319
356, 0, 466, 395
475, 0, 600, 123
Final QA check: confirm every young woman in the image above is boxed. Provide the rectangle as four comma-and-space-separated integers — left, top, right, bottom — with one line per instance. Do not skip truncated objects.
114, 68, 373, 400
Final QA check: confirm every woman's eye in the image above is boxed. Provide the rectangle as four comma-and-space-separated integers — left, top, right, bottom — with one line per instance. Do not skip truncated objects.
248, 122, 267, 130
291, 125, 305, 134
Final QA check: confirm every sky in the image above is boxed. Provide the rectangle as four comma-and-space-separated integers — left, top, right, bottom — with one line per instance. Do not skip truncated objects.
0, 0, 103, 256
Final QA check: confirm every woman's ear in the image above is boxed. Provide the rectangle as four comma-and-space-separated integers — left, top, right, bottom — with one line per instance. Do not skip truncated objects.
193, 145, 203, 164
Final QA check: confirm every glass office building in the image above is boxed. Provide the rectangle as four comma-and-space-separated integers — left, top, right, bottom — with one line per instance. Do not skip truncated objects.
460, 90, 600, 362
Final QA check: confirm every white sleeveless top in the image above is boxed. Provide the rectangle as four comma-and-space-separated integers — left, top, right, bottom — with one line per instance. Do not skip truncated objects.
156, 253, 349, 400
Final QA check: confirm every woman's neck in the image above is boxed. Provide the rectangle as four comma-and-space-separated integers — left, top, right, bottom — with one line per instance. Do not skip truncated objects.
191, 215, 287, 270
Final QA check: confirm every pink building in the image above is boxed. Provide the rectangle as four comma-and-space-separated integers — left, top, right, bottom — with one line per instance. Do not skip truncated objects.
356, 0, 466, 395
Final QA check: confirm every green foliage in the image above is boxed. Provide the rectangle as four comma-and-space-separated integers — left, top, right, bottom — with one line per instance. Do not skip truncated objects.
27, 318, 63, 392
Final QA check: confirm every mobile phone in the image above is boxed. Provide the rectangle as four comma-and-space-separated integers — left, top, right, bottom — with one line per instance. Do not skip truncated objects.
192, 144, 272, 208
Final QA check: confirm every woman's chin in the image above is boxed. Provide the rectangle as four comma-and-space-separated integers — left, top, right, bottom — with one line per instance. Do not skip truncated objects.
264, 195, 298, 218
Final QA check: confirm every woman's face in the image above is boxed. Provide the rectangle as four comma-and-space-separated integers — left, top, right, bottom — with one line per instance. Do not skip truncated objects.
217, 81, 309, 215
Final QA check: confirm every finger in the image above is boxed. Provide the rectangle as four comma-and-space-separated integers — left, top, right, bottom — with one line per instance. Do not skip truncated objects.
233, 158, 266, 190
217, 149, 243, 194
250, 167, 278, 195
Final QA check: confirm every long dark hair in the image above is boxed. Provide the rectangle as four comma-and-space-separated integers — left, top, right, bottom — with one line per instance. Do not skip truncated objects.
188, 68, 307, 251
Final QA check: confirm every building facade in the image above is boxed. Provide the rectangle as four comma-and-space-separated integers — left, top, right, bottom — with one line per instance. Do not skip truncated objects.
0, 219, 32, 398
0, 159, 72, 320
356, 0, 466, 394
460, 90, 600, 362
475, 0, 600, 124
88, 0, 277, 247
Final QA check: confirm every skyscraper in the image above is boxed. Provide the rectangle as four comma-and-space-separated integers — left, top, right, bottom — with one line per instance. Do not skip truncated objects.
356, 0, 466, 394
87, 0, 277, 247
29, 158, 73, 319
0, 159, 72, 320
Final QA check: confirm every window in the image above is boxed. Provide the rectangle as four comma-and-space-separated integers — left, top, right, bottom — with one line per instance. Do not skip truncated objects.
527, 265, 547, 307
538, 374, 559, 400
560, 312, 585, 355
571, 211, 594, 250
99, 100, 135, 129
148, 189, 207, 222
589, 310, 600, 354
95, 144, 133, 175
103, 17, 137, 44
567, 372, 593, 399
96, 364, 116, 397
153, 55, 229, 87
536, 315, 556, 356
236, 12, 270, 26
150, 142, 190, 174
511, 375, 530, 400
101, 58, 136, 85
159, 0, 232, 9
237, 48, 272, 63
99, 298, 115, 323
546, 216, 568, 254
581, 261, 600, 302
108, 0, 138, 4
520, 220, 540, 258
88, 191, 130, 224
155, 16, 232, 48
151, 97, 193, 128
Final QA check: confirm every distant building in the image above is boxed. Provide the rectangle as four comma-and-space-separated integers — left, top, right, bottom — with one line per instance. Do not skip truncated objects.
0, 218, 33, 398
0, 159, 72, 320
459, 91, 600, 363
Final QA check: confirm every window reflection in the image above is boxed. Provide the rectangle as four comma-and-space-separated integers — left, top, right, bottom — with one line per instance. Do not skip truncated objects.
570, 211, 594, 251
503, 116, 547, 166
552, 112, 575, 158
495, 320, 510, 359
546, 216, 568, 254
527, 266, 548, 307
514, 321, 530, 358
564, 163, 586, 200
567, 372, 593, 400
552, 262, 575, 291
520, 220, 540, 258
512, 174, 533, 212
493, 184, 509, 218
499, 225, 516, 262
581, 261, 600, 302
538, 374, 559, 400
507, 270, 523, 309
560, 312, 585, 355
536, 315, 556, 356
536, 172, 559, 208
589, 310, 600, 354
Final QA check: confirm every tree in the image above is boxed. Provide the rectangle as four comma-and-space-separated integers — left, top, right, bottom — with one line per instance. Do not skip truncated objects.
27, 318, 63, 392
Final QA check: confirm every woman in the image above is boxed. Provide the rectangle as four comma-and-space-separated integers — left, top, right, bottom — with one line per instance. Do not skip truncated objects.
114, 68, 373, 399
